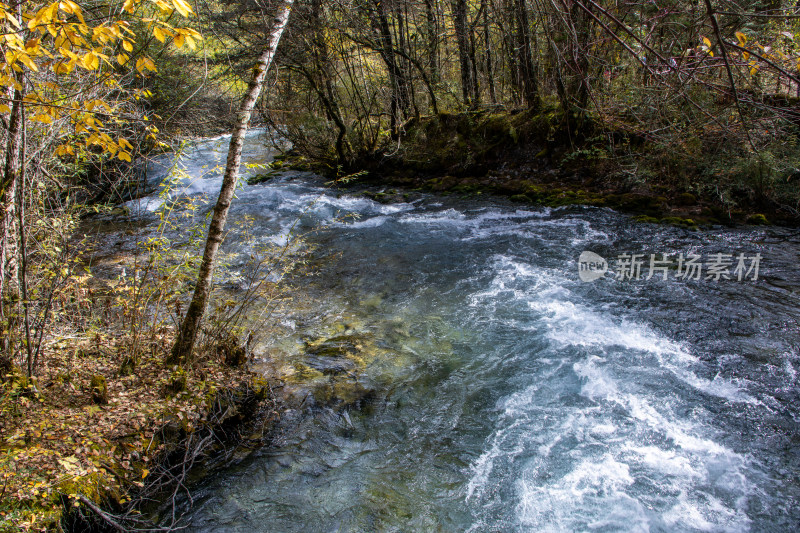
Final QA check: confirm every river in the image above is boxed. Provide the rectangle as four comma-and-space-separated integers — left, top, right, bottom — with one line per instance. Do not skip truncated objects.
127, 131, 800, 532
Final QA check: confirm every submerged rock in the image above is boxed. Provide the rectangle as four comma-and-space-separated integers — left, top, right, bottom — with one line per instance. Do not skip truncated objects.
305, 354, 358, 375
305, 335, 366, 358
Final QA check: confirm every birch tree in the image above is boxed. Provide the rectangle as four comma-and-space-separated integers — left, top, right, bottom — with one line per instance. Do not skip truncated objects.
169, 0, 294, 364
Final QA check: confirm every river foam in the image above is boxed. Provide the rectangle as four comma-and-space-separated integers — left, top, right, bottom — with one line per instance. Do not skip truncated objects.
466, 254, 756, 531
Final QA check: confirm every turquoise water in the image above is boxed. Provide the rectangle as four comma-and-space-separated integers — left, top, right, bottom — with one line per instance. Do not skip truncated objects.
134, 133, 800, 532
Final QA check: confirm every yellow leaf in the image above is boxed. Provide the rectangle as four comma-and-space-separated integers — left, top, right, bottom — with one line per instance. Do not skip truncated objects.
154, 0, 173, 16
31, 114, 52, 123
135, 57, 156, 74
25, 38, 40, 52
118, 151, 131, 162
55, 144, 75, 156
153, 26, 166, 43
122, 39, 133, 52
53, 60, 72, 75
64, 1, 85, 24
702, 36, 711, 48
735, 31, 747, 45
0, 104, 10, 113
17, 53, 39, 72
81, 51, 99, 70
173, 33, 184, 48
751, 66, 758, 76
172, 0, 193, 17
141, 468, 149, 479
4, 11, 20, 28
116, 53, 129, 65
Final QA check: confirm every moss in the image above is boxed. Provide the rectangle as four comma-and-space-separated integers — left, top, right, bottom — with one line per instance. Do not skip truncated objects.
635, 215, 660, 224
246, 170, 280, 185
661, 216, 699, 229
524, 183, 545, 195
746, 213, 770, 225
510, 194, 530, 203
251, 376, 271, 401
676, 192, 697, 206
57, 471, 113, 504
90, 375, 107, 404
165, 369, 187, 395
452, 183, 479, 194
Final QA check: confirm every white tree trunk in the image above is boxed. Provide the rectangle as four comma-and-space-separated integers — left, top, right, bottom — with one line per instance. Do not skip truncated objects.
170, 0, 294, 364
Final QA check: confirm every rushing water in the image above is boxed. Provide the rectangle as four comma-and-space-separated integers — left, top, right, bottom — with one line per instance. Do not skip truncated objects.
129, 132, 800, 532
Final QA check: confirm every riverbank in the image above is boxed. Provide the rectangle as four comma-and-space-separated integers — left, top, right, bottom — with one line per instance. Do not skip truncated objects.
0, 323, 277, 532
283, 108, 800, 228
0, 203, 382, 531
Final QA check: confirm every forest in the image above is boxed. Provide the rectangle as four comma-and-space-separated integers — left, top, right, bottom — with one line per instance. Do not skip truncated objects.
1, 0, 800, 531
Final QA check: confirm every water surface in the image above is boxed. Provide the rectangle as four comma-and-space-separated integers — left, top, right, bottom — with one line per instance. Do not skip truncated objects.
133, 132, 800, 532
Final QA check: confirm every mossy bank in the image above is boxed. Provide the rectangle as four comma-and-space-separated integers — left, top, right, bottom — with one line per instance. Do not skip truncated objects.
282, 107, 799, 228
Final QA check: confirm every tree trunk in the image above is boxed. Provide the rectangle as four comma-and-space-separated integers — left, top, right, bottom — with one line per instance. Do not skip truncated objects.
424, 0, 439, 85
309, 0, 349, 163
513, 0, 538, 110
169, 0, 294, 365
567, 0, 592, 116
368, 0, 412, 137
451, 0, 479, 108
0, 73, 22, 356
399, 4, 420, 118
483, 0, 497, 104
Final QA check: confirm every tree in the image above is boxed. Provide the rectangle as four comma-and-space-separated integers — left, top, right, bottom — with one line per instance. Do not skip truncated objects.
451, 0, 479, 107
0, 0, 199, 373
169, 0, 294, 365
